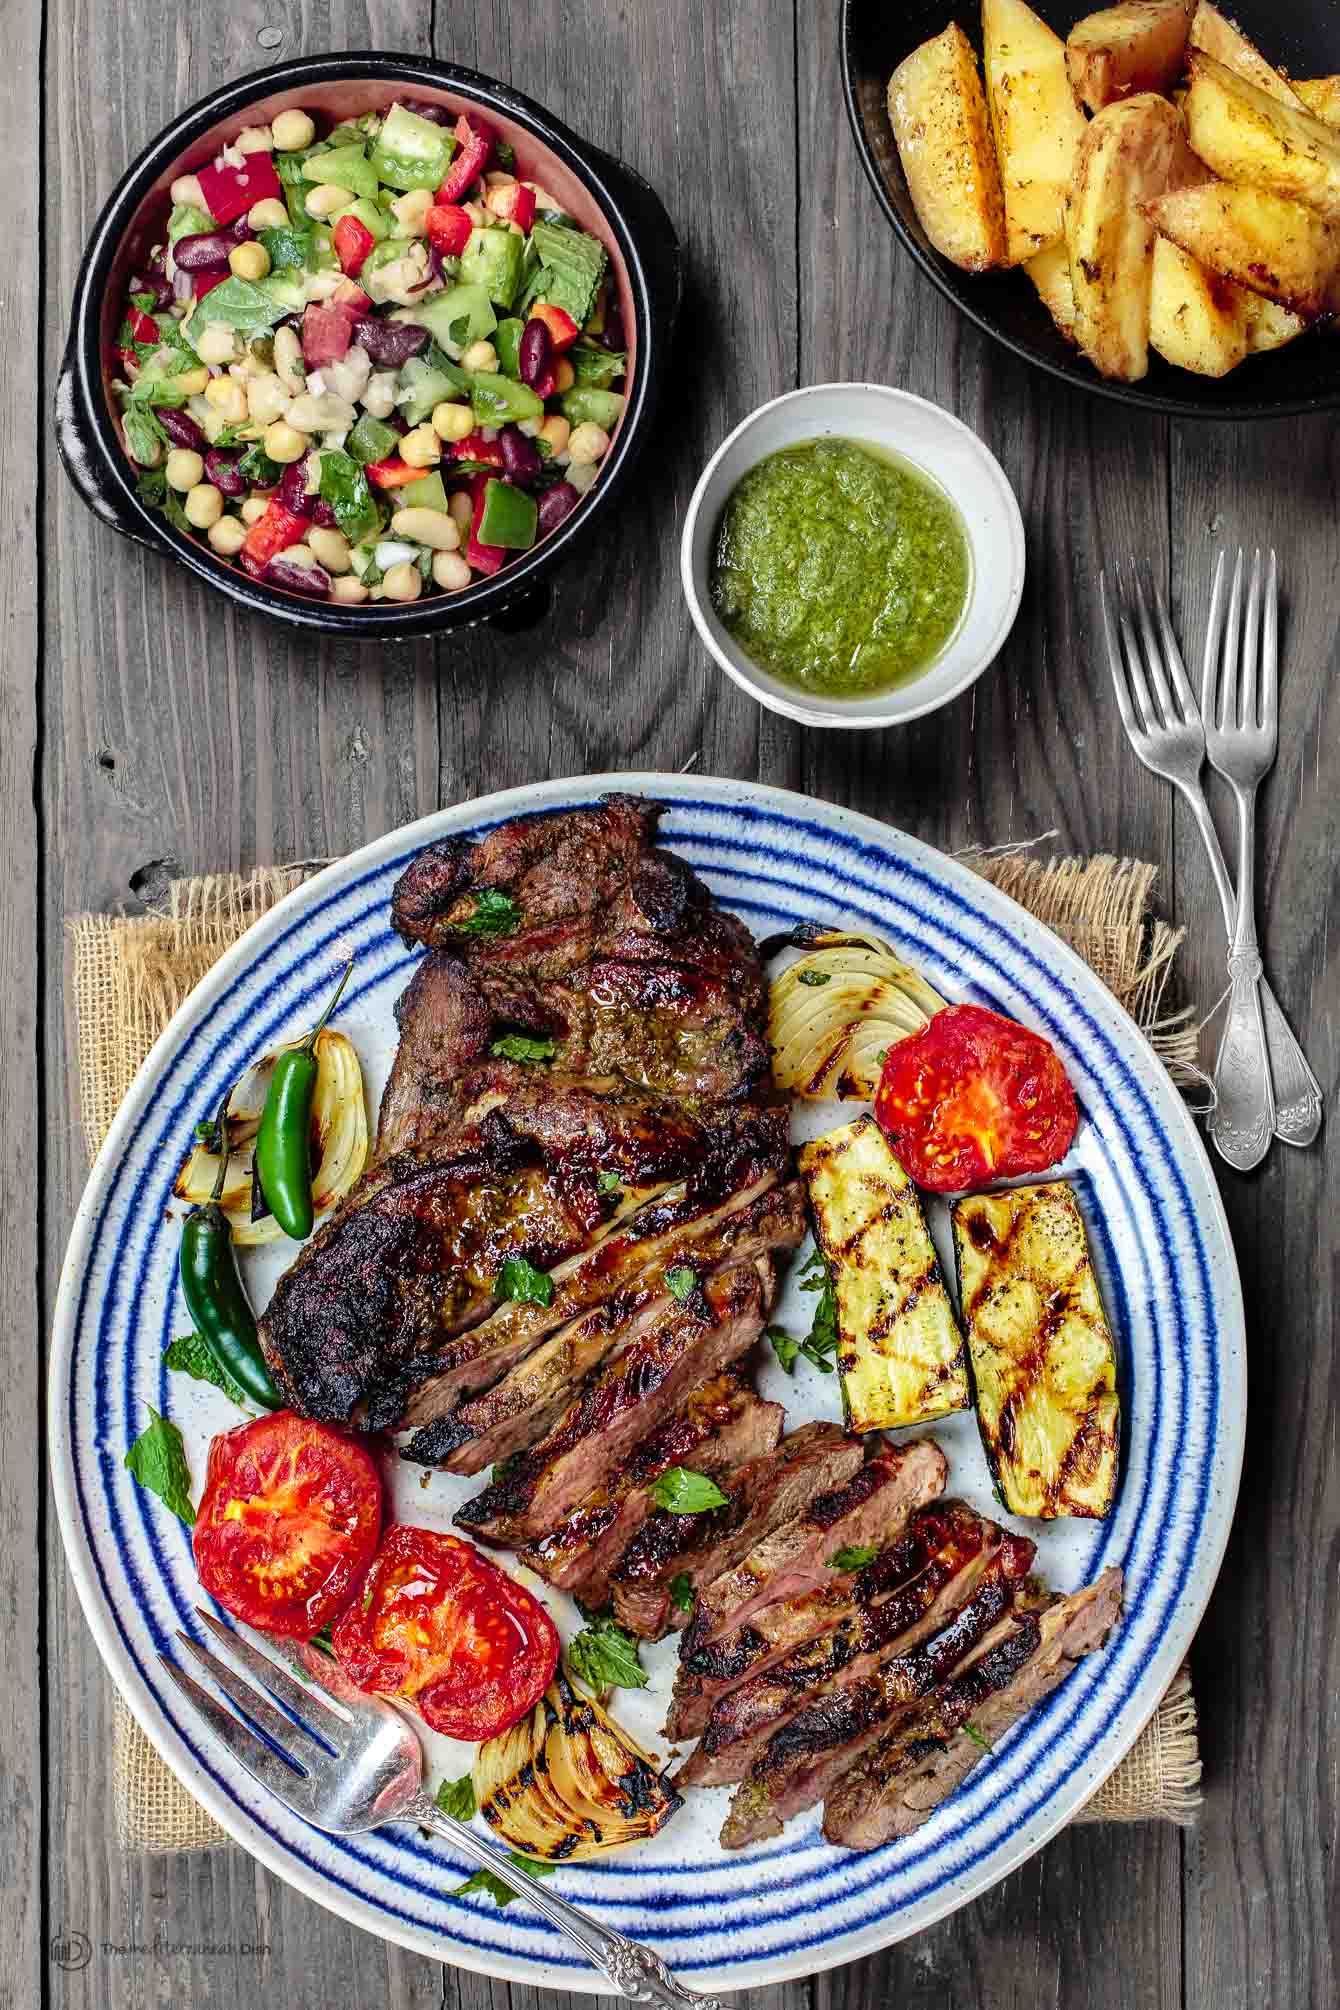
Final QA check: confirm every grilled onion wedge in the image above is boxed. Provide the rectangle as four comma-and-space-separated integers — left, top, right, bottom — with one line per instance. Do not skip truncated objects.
474, 1673, 681, 1861
769, 928, 945, 1101
174, 1029, 369, 1246
952, 1181, 1119, 1520
799, 1115, 969, 1433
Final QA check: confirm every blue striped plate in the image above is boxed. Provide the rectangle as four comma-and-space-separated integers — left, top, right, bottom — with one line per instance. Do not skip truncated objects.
49, 776, 1244, 1991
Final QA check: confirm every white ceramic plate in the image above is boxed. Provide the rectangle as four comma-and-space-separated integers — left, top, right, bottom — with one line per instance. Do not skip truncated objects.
50, 775, 1243, 1993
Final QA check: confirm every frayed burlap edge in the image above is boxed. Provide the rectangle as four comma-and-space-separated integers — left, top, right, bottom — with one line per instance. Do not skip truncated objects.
71, 853, 1203, 1854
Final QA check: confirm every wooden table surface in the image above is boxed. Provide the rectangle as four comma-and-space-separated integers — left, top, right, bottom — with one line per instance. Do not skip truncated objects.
8, 1, 1337, 2005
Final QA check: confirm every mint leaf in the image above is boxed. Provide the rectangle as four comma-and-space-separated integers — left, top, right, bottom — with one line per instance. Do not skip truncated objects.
259, 224, 317, 271
451, 1854, 557, 1909
961, 1722, 993, 1751
669, 1572, 695, 1614
237, 444, 283, 487
567, 1616, 647, 1692
766, 1325, 802, 1375
122, 405, 167, 467
134, 466, 193, 535
454, 888, 521, 938
829, 1544, 879, 1572
797, 969, 831, 987
435, 1774, 477, 1822
318, 449, 380, 544
649, 1466, 729, 1516
596, 1170, 622, 1195
664, 1265, 698, 1304
164, 1332, 250, 1408
489, 1033, 556, 1063
569, 341, 625, 390
495, 1256, 554, 1307
124, 1406, 195, 1525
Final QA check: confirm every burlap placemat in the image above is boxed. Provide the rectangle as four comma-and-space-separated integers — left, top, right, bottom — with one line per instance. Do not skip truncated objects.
68, 853, 1204, 1853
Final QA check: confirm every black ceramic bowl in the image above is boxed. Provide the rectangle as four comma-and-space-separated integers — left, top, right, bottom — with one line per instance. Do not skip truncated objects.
842, 0, 1340, 419
57, 53, 681, 634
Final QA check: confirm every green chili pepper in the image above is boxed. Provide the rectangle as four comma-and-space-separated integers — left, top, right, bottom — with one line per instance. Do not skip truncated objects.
179, 1115, 279, 1409
255, 958, 353, 1242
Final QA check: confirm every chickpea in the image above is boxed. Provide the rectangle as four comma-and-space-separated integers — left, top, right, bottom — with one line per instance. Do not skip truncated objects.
195, 322, 239, 367
567, 422, 610, 465
207, 514, 248, 556
244, 370, 289, 428
461, 339, 499, 373
464, 200, 487, 227
171, 366, 211, 396
165, 448, 204, 492
330, 574, 370, 605
240, 496, 271, 524
566, 457, 599, 496
264, 420, 309, 464
184, 483, 225, 530
553, 358, 575, 393
170, 173, 205, 207
431, 399, 476, 443
390, 507, 461, 552
307, 525, 352, 574
236, 124, 274, 153
248, 196, 290, 231
271, 108, 316, 152
305, 183, 351, 220
538, 414, 570, 456
381, 560, 423, 603
433, 550, 473, 593
273, 323, 305, 395
204, 375, 248, 425
391, 187, 433, 235
399, 424, 442, 469
229, 240, 272, 281
484, 171, 518, 190
448, 491, 473, 532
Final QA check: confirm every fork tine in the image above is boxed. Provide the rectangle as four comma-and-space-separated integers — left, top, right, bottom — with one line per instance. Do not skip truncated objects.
1116, 595, 1157, 734
179, 1630, 327, 1755
1219, 547, 1246, 730
160, 1654, 308, 1796
196, 1609, 349, 1744
1201, 548, 1228, 729
1260, 547, 1279, 731
1130, 564, 1177, 726
1100, 570, 1142, 744
1147, 569, 1200, 727
1240, 547, 1263, 733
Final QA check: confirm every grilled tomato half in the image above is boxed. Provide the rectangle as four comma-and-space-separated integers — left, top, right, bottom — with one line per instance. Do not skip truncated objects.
331, 1525, 560, 1741
193, 1411, 382, 1638
874, 1004, 1078, 1192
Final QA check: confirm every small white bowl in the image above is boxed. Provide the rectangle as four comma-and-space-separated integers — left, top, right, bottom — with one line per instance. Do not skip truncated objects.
680, 383, 1026, 730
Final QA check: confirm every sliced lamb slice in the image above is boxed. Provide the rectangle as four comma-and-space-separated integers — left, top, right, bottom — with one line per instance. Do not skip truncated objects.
454, 1260, 771, 1547
431, 1171, 806, 1475
399, 1169, 800, 1446
520, 1376, 785, 1609
677, 1504, 1012, 1786
667, 1499, 984, 1746
821, 1567, 1124, 1849
686, 1439, 948, 1649
611, 1424, 866, 1641
718, 1538, 1038, 1849
375, 950, 491, 1157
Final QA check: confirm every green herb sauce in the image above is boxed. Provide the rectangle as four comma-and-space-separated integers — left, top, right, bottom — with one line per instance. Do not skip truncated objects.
709, 438, 971, 697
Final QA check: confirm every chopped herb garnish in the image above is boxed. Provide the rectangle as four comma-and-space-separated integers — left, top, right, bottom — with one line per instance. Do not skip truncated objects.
309, 1623, 335, 1655
237, 443, 283, 487
797, 969, 832, 986
649, 1466, 729, 1515
164, 1331, 249, 1408
134, 465, 193, 534
495, 1256, 554, 1307
452, 1853, 558, 1908
435, 1774, 477, 1822
596, 1170, 622, 1195
490, 1033, 556, 1063
454, 888, 521, 938
664, 1265, 698, 1304
567, 1614, 648, 1692
669, 1572, 695, 1614
193, 1116, 222, 1150
961, 1722, 992, 1751
765, 1248, 840, 1376
829, 1544, 880, 1572
124, 1406, 195, 1525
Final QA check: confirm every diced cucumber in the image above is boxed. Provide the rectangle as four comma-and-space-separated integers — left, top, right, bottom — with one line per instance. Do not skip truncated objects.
410, 283, 497, 357
469, 373, 544, 425
301, 144, 378, 202
332, 196, 392, 242
370, 102, 454, 191
361, 236, 417, 281
459, 225, 525, 310
346, 413, 400, 465
400, 471, 451, 513
560, 387, 625, 430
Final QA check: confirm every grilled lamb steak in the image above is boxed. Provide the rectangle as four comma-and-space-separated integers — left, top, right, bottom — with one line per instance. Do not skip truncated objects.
718, 1535, 1038, 1848
611, 1423, 866, 1640
455, 1260, 773, 1547
520, 1376, 785, 1608
821, 1567, 1124, 1849
685, 1439, 948, 1649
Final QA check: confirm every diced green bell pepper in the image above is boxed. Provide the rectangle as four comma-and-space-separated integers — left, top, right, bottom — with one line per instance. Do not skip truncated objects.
347, 413, 401, 466
301, 144, 379, 203
459, 225, 525, 310
494, 318, 524, 378
477, 477, 538, 550
400, 471, 452, 513
560, 387, 625, 430
470, 373, 544, 425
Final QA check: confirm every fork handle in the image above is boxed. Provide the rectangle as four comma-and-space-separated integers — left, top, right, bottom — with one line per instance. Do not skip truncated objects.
408, 1795, 730, 2009
1210, 785, 1275, 1170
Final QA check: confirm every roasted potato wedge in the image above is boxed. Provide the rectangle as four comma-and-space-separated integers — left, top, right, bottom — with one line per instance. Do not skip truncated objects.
984, 0, 1089, 263
1025, 238, 1079, 339
1066, 1, 1194, 114
1066, 94, 1192, 380
1186, 53, 1340, 223
1239, 288, 1307, 351
1148, 234, 1248, 373
888, 24, 1007, 271
1145, 177, 1340, 314
1187, 2, 1303, 106
1294, 77, 1340, 128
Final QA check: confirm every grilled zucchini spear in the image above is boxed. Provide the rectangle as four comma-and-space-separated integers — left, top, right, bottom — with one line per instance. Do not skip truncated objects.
799, 1116, 969, 1432
952, 1181, 1119, 1519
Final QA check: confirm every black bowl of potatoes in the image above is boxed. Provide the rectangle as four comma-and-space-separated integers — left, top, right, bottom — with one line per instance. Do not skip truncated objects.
842, 0, 1340, 416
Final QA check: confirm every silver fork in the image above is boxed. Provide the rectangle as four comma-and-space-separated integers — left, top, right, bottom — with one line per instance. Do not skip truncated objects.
162, 1613, 727, 2010
1100, 561, 1321, 1160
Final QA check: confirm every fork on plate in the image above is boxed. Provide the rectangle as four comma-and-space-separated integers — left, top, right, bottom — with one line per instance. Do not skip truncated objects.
162, 1612, 728, 2010
1099, 553, 1321, 1166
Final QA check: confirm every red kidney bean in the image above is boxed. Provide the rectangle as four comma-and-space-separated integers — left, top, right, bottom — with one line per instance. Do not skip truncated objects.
400, 98, 454, 125
278, 456, 316, 516
204, 448, 247, 498
229, 214, 255, 243
129, 270, 174, 310
536, 482, 581, 535
386, 411, 409, 437
172, 230, 236, 271
264, 552, 332, 598
498, 424, 541, 486
351, 317, 428, 368
602, 301, 626, 352
518, 317, 552, 390
310, 498, 339, 528
157, 406, 208, 452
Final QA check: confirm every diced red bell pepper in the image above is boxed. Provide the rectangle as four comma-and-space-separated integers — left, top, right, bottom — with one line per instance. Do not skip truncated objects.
241, 500, 312, 572
333, 214, 376, 278
465, 472, 507, 576
528, 302, 579, 352
436, 113, 495, 203
197, 151, 283, 226
302, 300, 357, 369
425, 203, 473, 258
332, 278, 372, 313
194, 269, 230, 301
488, 182, 536, 232
449, 431, 506, 469
365, 456, 426, 490
127, 305, 160, 345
